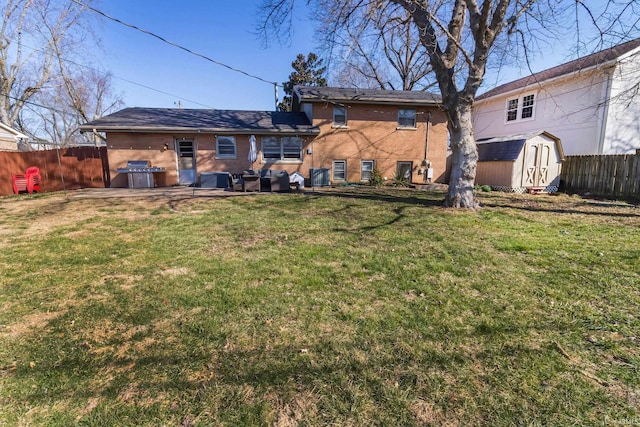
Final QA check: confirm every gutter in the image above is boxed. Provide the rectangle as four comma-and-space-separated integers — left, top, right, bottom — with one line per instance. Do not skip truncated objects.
78, 126, 320, 135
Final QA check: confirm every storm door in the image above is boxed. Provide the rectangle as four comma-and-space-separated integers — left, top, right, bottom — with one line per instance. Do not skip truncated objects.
176, 138, 196, 185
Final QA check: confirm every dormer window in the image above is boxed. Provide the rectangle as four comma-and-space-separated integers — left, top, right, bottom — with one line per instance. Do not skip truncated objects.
333, 106, 347, 127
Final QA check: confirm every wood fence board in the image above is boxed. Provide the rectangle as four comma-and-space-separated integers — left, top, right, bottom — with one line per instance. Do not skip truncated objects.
561, 154, 640, 199
0, 147, 109, 196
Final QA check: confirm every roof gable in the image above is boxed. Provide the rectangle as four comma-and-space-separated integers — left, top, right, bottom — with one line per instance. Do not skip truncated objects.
477, 38, 640, 100
80, 108, 318, 134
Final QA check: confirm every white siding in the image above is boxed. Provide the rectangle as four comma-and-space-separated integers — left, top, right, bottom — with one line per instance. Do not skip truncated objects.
602, 49, 640, 154
473, 69, 610, 156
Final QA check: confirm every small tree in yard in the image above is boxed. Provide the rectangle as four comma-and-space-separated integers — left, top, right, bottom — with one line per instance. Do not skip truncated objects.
258, 0, 638, 209
278, 53, 327, 112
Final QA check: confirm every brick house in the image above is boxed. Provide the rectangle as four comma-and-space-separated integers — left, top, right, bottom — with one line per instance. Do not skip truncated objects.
293, 86, 448, 184
81, 86, 448, 188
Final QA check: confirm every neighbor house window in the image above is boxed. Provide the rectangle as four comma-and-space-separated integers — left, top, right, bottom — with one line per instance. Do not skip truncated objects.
521, 94, 535, 119
361, 160, 374, 181
506, 93, 535, 122
333, 106, 347, 127
262, 136, 302, 161
398, 109, 417, 128
333, 160, 346, 181
506, 99, 519, 121
216, 136, 236, 158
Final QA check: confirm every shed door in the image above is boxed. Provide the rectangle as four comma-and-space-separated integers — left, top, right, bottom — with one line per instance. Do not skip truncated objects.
524, 143, 552, 187
176, 139, 196, 185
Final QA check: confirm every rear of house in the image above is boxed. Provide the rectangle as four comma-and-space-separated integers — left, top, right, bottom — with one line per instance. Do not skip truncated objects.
81, 108, 318, 188
293, 86, 448, 185
81, 86, 449, 189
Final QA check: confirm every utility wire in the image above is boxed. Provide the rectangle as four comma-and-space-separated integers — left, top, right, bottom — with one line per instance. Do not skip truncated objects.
21, 42, 215, 109
70, 0, 281, 88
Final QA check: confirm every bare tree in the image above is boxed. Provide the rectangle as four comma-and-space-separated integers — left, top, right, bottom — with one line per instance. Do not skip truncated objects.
259, 0, 637, 208
25, 68, 122, 147
333, 5, 436, 91
0, 0, 119, 148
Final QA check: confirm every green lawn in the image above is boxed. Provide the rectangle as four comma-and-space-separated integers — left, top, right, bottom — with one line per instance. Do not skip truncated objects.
0, 188, 638, 426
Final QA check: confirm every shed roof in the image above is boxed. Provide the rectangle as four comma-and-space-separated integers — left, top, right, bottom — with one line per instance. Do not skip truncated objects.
477, 139, 526, 161
477, 131, 564, 161
80, 107, 319, 135
294, 86, 442, 106
477, 37, 640, 100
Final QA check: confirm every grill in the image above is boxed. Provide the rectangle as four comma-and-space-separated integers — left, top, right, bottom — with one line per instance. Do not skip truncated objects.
117, 160, 166, 188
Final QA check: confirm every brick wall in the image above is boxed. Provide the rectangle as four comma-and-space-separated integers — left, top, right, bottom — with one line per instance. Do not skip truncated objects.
309, 102, 449, 184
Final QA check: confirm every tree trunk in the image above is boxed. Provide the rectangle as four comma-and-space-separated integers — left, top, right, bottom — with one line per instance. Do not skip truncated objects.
444, 103, 480, 209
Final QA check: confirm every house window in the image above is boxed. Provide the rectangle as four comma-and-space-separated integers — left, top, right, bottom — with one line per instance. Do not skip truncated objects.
506, 99, 519, 121
361, 160, 374, 181
216, 136, 236, 158
333, 160, 346, 181
262, 136, 302, 161
397, 161, 413, 182
505, 93, 535, 122
333, 106, 347, 127
521, 94, 535, 119
398, 109, 417, 128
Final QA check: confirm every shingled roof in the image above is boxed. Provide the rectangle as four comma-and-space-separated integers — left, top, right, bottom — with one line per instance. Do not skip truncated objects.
476, 131, 564, 161
477, 38, 640, 101
80, 108, 319, 134
294, 86, 442, 106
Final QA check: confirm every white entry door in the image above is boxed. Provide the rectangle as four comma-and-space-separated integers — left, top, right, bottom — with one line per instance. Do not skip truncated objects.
176, 139, 196, 185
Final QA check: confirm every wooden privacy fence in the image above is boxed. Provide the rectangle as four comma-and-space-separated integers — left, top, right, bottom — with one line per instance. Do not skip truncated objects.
0, 147, 110, 196
561, 153, 640, 199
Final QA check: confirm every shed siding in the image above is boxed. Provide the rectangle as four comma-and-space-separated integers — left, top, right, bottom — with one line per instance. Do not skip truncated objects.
476, 161, 514, 187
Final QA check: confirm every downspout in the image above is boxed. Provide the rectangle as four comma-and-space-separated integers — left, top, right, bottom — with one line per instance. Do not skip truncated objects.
422, 111, 432, 183
597, 69, 613, 154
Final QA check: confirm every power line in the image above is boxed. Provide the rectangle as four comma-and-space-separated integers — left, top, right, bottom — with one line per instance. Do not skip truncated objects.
21, 42, 215, 109
70, 0, 281, 88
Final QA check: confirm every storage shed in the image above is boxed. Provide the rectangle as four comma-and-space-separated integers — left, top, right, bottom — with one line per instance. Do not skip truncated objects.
475, 131, 564, 193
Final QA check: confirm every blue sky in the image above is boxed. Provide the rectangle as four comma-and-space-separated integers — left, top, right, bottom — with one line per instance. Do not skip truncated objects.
97, 1, 316, 111
93, 0, 634, 113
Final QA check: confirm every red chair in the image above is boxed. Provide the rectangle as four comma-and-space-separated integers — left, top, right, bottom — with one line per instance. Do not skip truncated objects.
12, 174, 27, 194
25, 167, 41, 194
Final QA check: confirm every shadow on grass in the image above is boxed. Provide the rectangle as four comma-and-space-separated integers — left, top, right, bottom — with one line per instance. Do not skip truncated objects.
480, 193, 640, 218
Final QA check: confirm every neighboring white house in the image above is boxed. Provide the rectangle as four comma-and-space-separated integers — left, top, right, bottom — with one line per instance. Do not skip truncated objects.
473, 38, 640, 155
0, 122, 27, 151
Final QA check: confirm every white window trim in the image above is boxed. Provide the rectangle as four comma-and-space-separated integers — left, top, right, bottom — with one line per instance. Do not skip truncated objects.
333, 160, 346, 181
261, 136, 303, 164
361, 160, 374, 181
215, 135, 237, 159
504, 92, 537, 124
333, 106, 347, 128
397, 108, 417, 129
